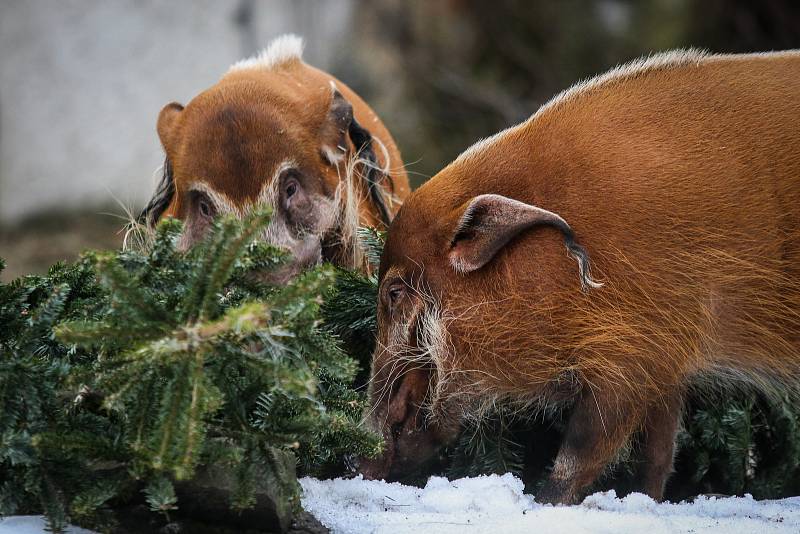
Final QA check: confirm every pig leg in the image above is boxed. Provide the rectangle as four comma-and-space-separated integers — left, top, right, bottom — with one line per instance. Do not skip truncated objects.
631, 392, 683, 501
536, 389, 643, 505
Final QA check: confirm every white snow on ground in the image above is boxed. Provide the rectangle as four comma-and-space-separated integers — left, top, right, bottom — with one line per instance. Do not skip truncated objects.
300, 473, 800, 534
0, 516, 93, 534
4, 474, 799, 533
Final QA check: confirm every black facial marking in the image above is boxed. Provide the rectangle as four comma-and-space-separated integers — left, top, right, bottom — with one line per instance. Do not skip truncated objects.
138, 156, 175, 226
348, 117, 393, 227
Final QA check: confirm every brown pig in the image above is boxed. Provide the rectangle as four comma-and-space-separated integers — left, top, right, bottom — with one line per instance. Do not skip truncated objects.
359, 49, 800, 504
139, 35, 409, 280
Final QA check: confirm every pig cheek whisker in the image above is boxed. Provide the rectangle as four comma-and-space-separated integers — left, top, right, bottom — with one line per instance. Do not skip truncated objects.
327, 164, 355, 268
368, 360, 432, 434
364, 298, 453, 430
361, 338, 433, 426
352, 141, 402, 219
360, 352, 413, 425
372, 333, 433, 381
366, 339, 417, 385
328, 146, 400, 272
338, 151, 368, 269
367, 351, 430, 417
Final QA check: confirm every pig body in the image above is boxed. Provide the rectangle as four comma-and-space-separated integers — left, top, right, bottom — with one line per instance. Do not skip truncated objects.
140, 35, 409, 278
362, 49, 800, 504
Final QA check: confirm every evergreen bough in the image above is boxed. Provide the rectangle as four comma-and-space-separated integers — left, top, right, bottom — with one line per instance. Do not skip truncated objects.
0, 212, 380, 532
2, 213, 800, 532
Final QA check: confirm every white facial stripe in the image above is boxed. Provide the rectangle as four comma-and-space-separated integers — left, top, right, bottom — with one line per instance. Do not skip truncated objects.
186, 159, 295, 221
256, 159, 297, 210
186, 182, 242, 217
185, 156, 368, 270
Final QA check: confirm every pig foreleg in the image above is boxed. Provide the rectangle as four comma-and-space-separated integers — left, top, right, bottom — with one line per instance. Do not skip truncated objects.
536, 388, 643, 505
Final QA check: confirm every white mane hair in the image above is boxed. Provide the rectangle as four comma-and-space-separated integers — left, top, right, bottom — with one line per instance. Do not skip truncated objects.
227, 34, 305, 73
453, 48, 709, 165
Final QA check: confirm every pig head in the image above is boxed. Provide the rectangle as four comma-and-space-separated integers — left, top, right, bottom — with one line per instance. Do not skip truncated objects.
139, 35, 408, 281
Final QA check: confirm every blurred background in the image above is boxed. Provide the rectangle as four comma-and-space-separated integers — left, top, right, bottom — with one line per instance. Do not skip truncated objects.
1, 0, 799, 280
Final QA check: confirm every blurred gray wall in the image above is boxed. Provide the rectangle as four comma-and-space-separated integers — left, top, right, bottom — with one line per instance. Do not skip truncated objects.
0, 0, 352, 223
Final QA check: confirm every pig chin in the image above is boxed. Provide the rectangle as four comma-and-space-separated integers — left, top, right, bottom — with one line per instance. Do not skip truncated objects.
357, 431, 442, 482
357, 449, 393, 481
252, 235, 322, 285
353, 426, 397, 481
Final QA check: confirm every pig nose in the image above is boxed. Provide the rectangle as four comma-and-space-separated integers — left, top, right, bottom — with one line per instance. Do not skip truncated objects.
294, 235, 322, 268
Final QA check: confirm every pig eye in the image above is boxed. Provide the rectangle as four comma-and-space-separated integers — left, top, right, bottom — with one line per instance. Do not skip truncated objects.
199, 198, 213, 218
386, 283, 406, 312
281, 171, 304, 210
190, 191, 216, 220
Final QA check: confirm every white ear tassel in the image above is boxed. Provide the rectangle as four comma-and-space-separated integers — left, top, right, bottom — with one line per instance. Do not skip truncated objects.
227, 34, 305, 72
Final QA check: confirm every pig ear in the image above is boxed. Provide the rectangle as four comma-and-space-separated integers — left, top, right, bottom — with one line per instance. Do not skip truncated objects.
156, 102, 184, 151
448, 194, 603, 289
320, 84, 353, 165
140, 102, 183, 227
321, 83, 393, 226
448, 193, 562, 266
448, 194, 573, 273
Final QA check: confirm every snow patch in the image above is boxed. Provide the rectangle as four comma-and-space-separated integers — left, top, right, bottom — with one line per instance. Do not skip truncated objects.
300, 474, 800, 534
0, 516, 93, 534
5, 476, 800, 533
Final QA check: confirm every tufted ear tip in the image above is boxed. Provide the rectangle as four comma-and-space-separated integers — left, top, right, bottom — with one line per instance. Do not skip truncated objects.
448, 194, 571, 273
447, 194, 602, 289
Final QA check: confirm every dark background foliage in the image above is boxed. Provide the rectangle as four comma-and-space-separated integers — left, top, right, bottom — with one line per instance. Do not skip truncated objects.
344, 0, 800, 183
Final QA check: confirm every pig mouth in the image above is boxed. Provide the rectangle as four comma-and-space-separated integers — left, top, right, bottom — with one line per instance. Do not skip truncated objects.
351, 436, 445, 483
353, 404, 444, 482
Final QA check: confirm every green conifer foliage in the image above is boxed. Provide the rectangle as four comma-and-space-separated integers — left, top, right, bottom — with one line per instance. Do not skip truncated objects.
0, 212, 380, 532
321, 228, 385, 379
3, 213, 799, 532
671, 392, 800, 500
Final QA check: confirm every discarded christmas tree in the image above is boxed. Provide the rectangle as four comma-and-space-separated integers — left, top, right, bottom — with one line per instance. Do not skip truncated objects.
3, 210, 800, 533
0, 212, 380, 532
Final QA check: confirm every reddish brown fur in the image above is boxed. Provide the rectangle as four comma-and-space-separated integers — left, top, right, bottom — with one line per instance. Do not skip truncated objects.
146, 39, 409, 275
360, 50, 800, 503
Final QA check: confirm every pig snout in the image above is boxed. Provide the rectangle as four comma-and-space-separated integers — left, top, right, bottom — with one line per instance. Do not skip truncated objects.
352, 427, 395, 480
253, 236, 322, 285
353, 452, 393, 481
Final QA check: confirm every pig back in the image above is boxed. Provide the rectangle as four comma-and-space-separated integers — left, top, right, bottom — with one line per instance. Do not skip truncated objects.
440, 51, 800, 401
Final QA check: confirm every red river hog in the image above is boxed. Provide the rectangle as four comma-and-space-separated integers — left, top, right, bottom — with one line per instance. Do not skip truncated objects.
359, 49, 800, 505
